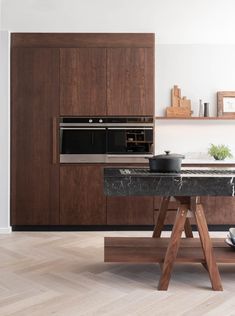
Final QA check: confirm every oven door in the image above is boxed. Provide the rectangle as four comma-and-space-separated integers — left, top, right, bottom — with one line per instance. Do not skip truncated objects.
60, 127, 106, 163
107, 127, 153, 155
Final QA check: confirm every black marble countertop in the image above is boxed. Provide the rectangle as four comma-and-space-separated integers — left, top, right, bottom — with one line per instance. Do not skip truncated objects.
104, 167, 235, 197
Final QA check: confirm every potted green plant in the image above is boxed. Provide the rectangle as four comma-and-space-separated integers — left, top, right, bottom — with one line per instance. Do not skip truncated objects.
208, 144, 233, 160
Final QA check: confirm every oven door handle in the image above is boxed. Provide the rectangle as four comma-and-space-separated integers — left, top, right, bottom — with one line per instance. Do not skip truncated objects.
106, 154, 152, 157
107, 127, 153, 130
60, 127, 106, 130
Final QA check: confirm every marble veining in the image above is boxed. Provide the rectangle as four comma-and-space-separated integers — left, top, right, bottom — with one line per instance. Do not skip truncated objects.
230, 177, 235, 197
104, 168, 235, 197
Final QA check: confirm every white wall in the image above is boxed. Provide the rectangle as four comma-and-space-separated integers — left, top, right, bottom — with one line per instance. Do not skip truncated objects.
0, 30, 10, 232
2, 0, 235, 44
155, 120, 235, 158
157, 45, 235, 117
155, 44, 235, 156
1, 0, 235, 229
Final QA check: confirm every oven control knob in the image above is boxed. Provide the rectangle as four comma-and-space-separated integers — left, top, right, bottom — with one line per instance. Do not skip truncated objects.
99, 119, 103, 123
89, 119, 93, 123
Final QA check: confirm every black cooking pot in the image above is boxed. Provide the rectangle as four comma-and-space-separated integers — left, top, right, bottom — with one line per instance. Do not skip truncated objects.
147, 151, 185, 173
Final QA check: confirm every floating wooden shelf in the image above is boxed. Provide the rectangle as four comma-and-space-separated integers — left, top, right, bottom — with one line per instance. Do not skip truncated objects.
155, 116, 235, 120
105, 237, 235, 263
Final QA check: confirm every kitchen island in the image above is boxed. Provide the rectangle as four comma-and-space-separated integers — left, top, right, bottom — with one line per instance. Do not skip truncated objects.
104, 167, 235, 291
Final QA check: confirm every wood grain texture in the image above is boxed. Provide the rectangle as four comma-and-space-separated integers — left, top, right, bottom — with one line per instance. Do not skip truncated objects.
152, 197, 170, 237
158, 204, 188, 290
203, 196, 235, 224
11, 48, 60, 225
155, 196, 235, 226
153, 197, 193, 238
60, 48, 107, 115
1, 231, 234, 315
193, 201, 223, 291
52, 117, 58, 164
104, 236, 235, 263
184, 218, 194, 238
60, 165, 106, 225
107, 196, 154, 225
11, 33, 155, 48
107, 48, 154, 115
154, 197, 194, 225
154, 196, 179, 210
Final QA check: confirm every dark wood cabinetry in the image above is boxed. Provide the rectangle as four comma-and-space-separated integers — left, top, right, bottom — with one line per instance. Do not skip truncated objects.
154, 196, 235, 225
60, 47, 154, 116
60, 164, 154, 226
60, 165, 106, 225
107, 48, 154, 116
11, 33, 155, 228
58, 33, 154, 116
11, 48, 60, 225
201, 197, 235, 225
60, 48, 107, 116
107, 196, 154, 225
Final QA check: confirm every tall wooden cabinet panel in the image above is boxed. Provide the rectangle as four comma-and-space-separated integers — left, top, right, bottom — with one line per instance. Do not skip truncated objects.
60, 48, 107, 116
107, 196, 154, 225
60, 165, 106, 225
11, 48, 60, 225
11, 33, 155, 228
107, 48, 154, 116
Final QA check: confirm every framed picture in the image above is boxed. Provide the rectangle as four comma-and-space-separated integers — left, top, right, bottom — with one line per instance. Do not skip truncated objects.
217, 91, 235, 117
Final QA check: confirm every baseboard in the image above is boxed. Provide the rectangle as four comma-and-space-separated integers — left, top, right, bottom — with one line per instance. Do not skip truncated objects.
12, 225, 155, 231
11, 225, 232, 232
0, 227, 12, 233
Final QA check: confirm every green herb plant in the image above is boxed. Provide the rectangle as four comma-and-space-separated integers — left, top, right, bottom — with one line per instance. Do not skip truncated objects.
208, 144, 233, 160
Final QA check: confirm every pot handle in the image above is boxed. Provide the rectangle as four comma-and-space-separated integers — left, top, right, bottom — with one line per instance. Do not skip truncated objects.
165, 150, 170, 155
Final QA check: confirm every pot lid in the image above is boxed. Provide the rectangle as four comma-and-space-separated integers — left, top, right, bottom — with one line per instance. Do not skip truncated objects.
152, 151, 185, 159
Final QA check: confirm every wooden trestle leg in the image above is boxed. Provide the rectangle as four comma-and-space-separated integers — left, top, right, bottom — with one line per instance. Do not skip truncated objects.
152, 197, 170, 238
184, 218, 193, 238
191, 198, 223, 291
154, 196, 222, 291
158, 204, 188, 290
153, 197, 193, 239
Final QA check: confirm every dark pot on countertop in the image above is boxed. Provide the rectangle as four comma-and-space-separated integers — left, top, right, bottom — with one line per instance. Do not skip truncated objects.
146, 151, 185, 173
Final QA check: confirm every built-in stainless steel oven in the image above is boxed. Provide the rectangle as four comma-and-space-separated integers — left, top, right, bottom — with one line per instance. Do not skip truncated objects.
60, 117, 154, 163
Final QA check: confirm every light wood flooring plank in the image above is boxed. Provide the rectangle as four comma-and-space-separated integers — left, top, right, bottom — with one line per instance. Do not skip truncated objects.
0, 231, 234, 316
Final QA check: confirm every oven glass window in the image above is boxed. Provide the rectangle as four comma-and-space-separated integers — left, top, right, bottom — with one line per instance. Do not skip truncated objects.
107, 130, 126, 153
60, 129, 106, 154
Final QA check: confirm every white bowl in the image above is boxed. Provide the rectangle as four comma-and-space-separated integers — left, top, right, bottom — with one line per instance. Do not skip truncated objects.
229, 228, 235, 245
229, 228, 235, 237
225, 238, 235, 248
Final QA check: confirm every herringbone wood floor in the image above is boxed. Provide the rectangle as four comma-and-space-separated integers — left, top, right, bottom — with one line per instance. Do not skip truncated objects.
0, 231, 234, 316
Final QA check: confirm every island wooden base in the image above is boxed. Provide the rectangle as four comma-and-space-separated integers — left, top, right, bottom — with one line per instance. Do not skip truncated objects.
104, 196, 228, 291
105, 237, 235, 263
